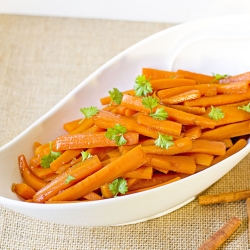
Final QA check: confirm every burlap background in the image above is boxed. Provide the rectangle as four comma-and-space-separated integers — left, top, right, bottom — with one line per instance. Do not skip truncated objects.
0, 14, 249, 249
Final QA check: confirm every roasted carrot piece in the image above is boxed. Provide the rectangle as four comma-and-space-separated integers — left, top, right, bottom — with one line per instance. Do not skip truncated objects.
121, 94, 216, 128
63, 118, 82, 133
216, 81, 249, 94
55, 157, 82, 174
48, 145, 147, 201
136, 113, 182, 136
200, 120, 250, 140
50, 149, 82, 171
107, 148, 121, 158
168, 105, 206, 115
29, 165, 55, 179
211, 139, 247, 165
83, 191, 103, 201
33, 155, 103, 203
70, 118, 94, 134
142, 68, 177, 80
55, 131, 139, 150
19, 155, 47, 191
219, 71, 250, 83
146, 154, 196, 174
182, 153, 214, 167
198, 217, 241, 250
176, 69, 214, 83
11, 183, 36, 200
184, 89, 250, 107
142, 137, 192, 156
184, 126, 201, 139
100, 89, 135, 105
122, 165, 153, 179
161, 90, 201, 105
189, 139, 226, 155
150, 78, 196, 90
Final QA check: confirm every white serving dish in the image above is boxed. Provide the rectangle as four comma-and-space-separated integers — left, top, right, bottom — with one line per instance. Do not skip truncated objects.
1, 15, 250, 226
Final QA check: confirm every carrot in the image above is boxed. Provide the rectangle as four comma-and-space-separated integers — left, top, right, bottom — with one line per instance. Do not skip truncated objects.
198, 217, 241, 250
211, 139, 247, 165
219, 138, 233, 148
189, 139, 226, 156
157, 84, 217, 99
11, 183, 36, 200
63, 118, 82, 133
122, 165, 153, 179
55, 131, 139, 150
199, 190, 250, 205
121, 94, 216, 128
18, 155, 47, 191
184, 126, 201, 139
200, 120, 250, 140
219, 71, 250, 83
83, 191, 103, 201
150, 78, 196, 90
48, 145, 147, 201
101, 183, 114, 198
216, 81, 249, 94
153, 167, 169, 174
146, 154, 196, 174
100, 89, 134, 105
50, 149, 82, 171
70, 118, 94, 134
184, 89, 250, 107
161, 90, 201, 105
142, 68, 177, 80
136, 113, 182, 136
176, 69, 214, 83
33, 155, 103, 203
182, 153, 214, 167
55, 157, 82, 174
142, 137, 192, 156
167, 105, 206, 115
29, 165, 55, 179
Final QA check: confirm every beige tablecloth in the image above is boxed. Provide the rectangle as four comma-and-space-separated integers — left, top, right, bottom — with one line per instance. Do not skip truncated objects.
0, 14, 249, 250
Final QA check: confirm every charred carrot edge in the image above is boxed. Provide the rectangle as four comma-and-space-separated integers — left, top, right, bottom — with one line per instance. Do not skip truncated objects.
48, 145, 147, 201
198, 217, 241, 250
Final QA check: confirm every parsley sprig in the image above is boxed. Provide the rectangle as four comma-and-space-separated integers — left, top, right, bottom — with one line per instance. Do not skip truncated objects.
108, 88, 123, 105
41, 142, 61, 168
134, 75, 152, 96
65, 175, 76, 184
79, 106, 99, 123
212, 73, 228, 82
238, 103, 250, 112
108, 178, 128, 197
155, 133, 174, 149
105, 124, 127, 146
208, 106, 225, 121
81, 151, 92, 161
150, 107, 168, 120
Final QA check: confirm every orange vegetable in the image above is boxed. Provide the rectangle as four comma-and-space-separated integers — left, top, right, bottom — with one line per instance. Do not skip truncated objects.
150, 78, 196, 90
184, 126, 201, 139
63, 118, 82, 133
142, 68, 177, 80
216, 81, 249, 94
176, 69, 214, 83
219, 71, 250, 83
100, 89, 134, 105
12, 183, 36, 200
122, 165, 153, 179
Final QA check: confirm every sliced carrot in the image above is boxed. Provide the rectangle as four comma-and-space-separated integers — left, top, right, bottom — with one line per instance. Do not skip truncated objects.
216, 81, 248, 94
122, 165, 153, 179
153, 167, 169, 174
136, 113, 182, 136
83, 191, 103, 201
100, 183, 114, 198
70, 118, 94, 134
211, 139, 247, 165
168, 105, 206, 115
182, 153, 214, 167
219, 71, 250, 83
29, 165, 55, 179
176, 69, 214, 83
184, 126, 201, 139
161, 90, 201, 105
12, 183, 36, 200
150, 78, 196, 90
142, 68, 177, 80
63, 118, 82, 133
33, 155, 103, 203
189, 139, 226, 155
219, 138, 233, 148
55, 131, 139, 150
48, 145, 147, 201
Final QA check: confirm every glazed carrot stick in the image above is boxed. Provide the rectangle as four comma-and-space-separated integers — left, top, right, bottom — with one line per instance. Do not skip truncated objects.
150, 78, 196, 90
161, 90, 201, 105
55, 157, 82, 174
142, 137, 192, 156
200, 120, 250, 140
136, 113, 182, 136
189, 139, 226, 155
182, 153, 214, 167
70, 118, 94, 134
219, 138, 233, 148
93, 110, 159, 139
153, 167, 169, 174
142, 68, 177, 80
216, 81, 249, 94
29, 165, 55, 179
219, 71, 250, 83
63, 118, 82, 133
176, 69, 214, 83
122, 165, 153, 179
211, 139, 247, 165
55, 131, 139, 150
184, 89, 250, 107
33, 155, 103, 203
198, 217, 241, 250
125, 177, 181, 195
168, 105, 206, 115
50, 149, 82, 171
121, 94, 216, 128
101, 183, 114, 198
100, 89, 134, 105
220, 99, 250, 107
157, 84, 217, 99
19, 155, 47, 191
199, 190, 250, 205
49, 145, 147, 201
11, 183, 36, 200
83, 191, 103, 201
184, 126, 201, 139
124, 108, 138, 117
146, 154, 196, 174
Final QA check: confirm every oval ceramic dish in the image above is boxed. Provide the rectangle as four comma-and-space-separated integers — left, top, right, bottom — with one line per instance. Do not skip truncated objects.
1, 15, 250, 226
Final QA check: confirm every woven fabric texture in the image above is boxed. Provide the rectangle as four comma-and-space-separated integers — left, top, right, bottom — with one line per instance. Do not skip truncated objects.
0, 14, 249, 250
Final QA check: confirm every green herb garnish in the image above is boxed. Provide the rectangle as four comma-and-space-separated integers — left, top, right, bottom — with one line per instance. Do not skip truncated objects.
208, 106, 225, 121
108, 88, 123, 105
134, 75, 152, 96
212, 73, 228, 82
142, 96, 159, 114
238, 103, 250, 112
41, 142, 61, 168
79, 106, 99, 123
81, 151, 92, 161
150, 107, 168, 120
155, 133, 174, 149
65, 175, 76, 184
105, 124, 127, 146
108, 178, 128, 197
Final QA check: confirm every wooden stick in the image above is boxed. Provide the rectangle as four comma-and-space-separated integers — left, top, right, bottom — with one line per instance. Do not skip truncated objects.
199, 190, 250, 205
198, 217, 241, 250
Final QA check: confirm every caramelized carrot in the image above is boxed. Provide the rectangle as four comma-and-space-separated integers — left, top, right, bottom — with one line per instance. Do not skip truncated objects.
184, 126, 201, 139
216, 81, 249, 94
182, 153, 214, 167
219, 71, 250, 83
63, 118, 82, 133
176, 69, 214, 83
70, 118, 94, 134
83, 191, 103, 201
168, 105, 206, 115
150, 78, 196, 90
12, 183, 36, 200
122, 165, 153, 179
142, 68, 177, 80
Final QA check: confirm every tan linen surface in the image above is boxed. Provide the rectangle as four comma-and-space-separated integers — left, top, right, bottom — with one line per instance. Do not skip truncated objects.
0, 14, 249, 250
